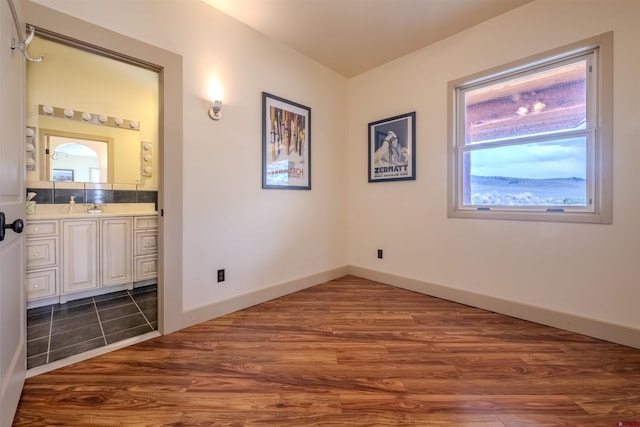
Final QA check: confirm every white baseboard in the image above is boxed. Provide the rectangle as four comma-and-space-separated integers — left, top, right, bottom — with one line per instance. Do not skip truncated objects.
348, 266, 640, 350
183, 266, 350, 328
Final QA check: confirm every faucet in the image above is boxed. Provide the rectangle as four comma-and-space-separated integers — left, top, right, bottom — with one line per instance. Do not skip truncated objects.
88, 203, 103, 213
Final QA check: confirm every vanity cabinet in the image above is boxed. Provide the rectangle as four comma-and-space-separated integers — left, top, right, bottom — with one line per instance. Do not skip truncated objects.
26, 213, 155, 306
134, 216, 158, 282
25, 220, 59, 300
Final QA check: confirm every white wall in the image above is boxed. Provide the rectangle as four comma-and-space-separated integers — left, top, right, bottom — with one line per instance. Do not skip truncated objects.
348, 0, 640, 331
29, 0, 349, 314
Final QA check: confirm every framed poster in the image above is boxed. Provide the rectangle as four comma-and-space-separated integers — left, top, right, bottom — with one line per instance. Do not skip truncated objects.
368, 112, 416, 182
262, 92, 311, 190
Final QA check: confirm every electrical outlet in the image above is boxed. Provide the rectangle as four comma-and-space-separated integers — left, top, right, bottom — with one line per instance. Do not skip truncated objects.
377, 249, 383, 259
217, 269, 225, 282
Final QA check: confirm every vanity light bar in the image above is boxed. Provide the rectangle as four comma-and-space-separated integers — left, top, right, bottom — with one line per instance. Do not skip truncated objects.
38, 104, 140, 131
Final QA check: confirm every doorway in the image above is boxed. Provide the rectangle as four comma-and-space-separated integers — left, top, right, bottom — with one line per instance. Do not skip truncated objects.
26, 29, 161, 371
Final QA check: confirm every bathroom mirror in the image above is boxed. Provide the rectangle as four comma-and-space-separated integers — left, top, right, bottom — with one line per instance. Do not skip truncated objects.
43, 131, 112, 183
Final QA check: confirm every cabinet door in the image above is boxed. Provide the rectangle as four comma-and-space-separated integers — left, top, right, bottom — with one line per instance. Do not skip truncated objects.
62, 220, 98, 294
101, 217, 133, 287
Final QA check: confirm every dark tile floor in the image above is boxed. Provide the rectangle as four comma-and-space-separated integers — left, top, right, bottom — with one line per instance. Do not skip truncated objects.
26, 284, 157, 370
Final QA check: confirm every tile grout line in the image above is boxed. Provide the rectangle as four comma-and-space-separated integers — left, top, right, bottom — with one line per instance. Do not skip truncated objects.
128, 289, 154, 330
93, 298, 108, 346
45, 306, 54, 364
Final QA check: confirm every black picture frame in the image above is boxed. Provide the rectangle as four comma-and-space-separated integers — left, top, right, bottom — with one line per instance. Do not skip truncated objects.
52, 168, 74, 182
262, 92, 311, 190
368, 112, 416, 182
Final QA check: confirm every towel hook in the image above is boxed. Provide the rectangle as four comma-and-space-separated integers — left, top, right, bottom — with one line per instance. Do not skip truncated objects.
11, 25, 44, 63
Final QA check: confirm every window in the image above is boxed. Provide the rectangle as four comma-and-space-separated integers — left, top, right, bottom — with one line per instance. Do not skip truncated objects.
448, 33, 612, 223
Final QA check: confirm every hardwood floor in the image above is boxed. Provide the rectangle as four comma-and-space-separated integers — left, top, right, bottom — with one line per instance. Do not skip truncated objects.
13, 276, 640, 426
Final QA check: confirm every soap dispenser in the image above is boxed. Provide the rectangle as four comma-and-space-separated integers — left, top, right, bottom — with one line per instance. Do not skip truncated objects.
68, 196, 76, 214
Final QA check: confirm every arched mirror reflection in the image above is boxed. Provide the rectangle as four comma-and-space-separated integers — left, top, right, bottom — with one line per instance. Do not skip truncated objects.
44, 131, 113, 183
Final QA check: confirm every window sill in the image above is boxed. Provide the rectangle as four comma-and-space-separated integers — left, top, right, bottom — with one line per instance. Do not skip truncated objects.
448, 208, 612, 224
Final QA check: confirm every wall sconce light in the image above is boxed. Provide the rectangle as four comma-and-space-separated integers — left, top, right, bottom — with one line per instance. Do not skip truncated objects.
208, 100, 222, 120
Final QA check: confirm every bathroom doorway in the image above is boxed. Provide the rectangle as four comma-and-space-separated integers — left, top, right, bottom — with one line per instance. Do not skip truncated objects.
24, 30, 162, 373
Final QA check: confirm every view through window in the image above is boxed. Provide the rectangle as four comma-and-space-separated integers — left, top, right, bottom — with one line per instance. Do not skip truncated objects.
462, 59, 589, 207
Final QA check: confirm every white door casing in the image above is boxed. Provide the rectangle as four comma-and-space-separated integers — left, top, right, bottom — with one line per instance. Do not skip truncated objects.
0, 0, 27, 424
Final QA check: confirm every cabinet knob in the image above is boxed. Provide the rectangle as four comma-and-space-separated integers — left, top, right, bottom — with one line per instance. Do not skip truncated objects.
34, 283, 40, 288
33, 252, 39, 256
34, 227, 39, 231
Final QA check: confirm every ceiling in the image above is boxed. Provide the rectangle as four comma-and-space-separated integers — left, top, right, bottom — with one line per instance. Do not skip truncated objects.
203, 0, 533, 77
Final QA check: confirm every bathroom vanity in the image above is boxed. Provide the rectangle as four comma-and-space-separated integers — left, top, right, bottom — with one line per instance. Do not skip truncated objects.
25, 203, 158, 308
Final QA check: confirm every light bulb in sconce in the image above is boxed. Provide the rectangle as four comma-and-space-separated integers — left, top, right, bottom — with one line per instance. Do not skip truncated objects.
207, 80, 224, 120
208, 100, 222, 120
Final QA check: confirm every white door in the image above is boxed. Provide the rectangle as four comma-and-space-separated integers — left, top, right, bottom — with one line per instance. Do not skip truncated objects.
0, 0, 27, 424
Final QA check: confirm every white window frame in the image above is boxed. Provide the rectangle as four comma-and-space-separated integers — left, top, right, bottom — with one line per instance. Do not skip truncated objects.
447, 32, 613, 224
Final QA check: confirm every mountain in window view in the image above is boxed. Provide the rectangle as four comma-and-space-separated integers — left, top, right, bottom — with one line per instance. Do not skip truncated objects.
470, 175, 586, 206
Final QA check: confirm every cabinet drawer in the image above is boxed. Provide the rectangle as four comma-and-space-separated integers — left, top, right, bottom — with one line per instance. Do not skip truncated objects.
26, 269, 58, 300
135, 216, 158, 230
135, 231, 158, 256
26, 220, 58, 237
135, 255, 158, 281
26, 238, 57, 269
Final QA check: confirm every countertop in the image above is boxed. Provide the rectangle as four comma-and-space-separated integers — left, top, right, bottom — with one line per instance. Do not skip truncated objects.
26, 203, 157, 220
